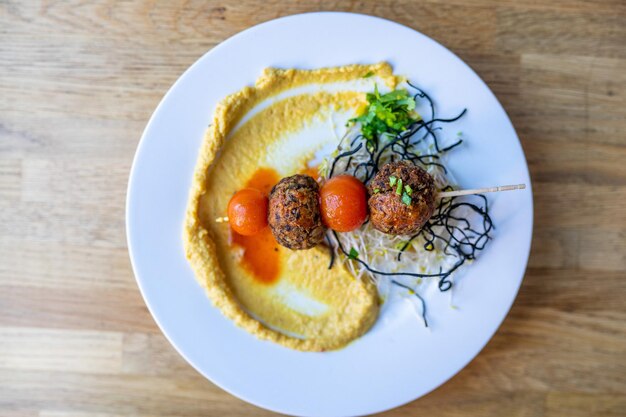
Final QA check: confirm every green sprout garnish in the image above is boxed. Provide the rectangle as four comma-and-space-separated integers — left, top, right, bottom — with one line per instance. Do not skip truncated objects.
348, 247, 359, 260
363, 71, 374, 78
394, 241, 407, 250
349, 85, 419, 149
404, 184, 413, 196
373, 188, 381, 194
389, 176, 397, 187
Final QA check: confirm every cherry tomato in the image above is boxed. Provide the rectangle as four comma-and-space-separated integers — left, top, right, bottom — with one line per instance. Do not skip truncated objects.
320, 175, 368, 232
227, 188, 268, 236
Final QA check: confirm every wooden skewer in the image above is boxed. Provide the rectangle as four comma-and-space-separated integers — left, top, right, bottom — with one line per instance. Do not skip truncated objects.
216, 184, 526, 222
438, 183, 526, 198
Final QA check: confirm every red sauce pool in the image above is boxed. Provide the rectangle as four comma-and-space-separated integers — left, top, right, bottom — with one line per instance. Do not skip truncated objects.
230, 168, 280, 284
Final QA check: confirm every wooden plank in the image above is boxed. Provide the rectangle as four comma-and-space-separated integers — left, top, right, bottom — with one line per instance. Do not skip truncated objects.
386, 391, 546, 417
0, 370, 275, 417
533, 184, 626, 228
0, 286, 157, 333
0, 201, 126, 248
121, 333, 194, 377
0, 327, 123, 374
517, 54, 626, 146
545, 392, 626, 417
529, 225, 626, 271
40, 413, 130, 417
525, 140, 626, 185
517, 268, 626, 311
0, 242, 134, 288
422, 0, 626, 14
0, 159, 21, 200
0, 111, 144, 159
21, 158, 130, 207
496, 9, 626, 58
473, 307, 626, 393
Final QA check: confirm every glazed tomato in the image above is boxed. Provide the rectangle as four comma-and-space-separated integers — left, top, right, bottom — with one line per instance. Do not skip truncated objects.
320, 175, 368, 232
227, 188, 268, 236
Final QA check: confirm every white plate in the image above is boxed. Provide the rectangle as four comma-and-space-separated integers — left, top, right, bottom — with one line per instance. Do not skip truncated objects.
126, 12, 533, 417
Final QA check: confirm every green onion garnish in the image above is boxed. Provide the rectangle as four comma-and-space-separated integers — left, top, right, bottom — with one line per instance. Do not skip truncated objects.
396, 178, 403, 195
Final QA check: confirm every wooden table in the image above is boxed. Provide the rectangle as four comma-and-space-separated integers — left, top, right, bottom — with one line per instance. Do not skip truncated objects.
1, 1, 625, 416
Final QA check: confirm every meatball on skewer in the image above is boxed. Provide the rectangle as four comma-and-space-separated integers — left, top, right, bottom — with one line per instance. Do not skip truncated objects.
268, 174, 326, 250
367, 161, 436, 236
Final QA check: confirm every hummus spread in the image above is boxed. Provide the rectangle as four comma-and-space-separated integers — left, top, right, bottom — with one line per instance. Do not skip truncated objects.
183, 63, 398, 351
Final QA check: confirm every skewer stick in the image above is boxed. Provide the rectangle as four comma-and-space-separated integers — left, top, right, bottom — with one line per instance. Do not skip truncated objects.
216, 184, 526, 222
438, 183, 526, 198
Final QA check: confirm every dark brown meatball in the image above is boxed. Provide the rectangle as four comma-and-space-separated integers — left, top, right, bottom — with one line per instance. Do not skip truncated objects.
367, 161, 436, 235
268, 174, 325, 250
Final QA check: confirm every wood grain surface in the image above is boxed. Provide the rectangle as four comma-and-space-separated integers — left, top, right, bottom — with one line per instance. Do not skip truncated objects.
1, 1, 625, 416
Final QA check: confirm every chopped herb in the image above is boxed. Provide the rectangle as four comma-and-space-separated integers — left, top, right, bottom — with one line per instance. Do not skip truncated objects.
363, 71, 374, 78
348, 86, 419, 148
401, 192, 412, 206
389, 176, 397, 187
395, 178, 403, 195
404, 184, 413, 196
348, 247, 359, 260
373, 188, 381, 194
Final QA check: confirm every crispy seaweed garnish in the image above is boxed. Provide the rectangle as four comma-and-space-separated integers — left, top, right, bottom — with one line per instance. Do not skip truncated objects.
328, 82, 493, 299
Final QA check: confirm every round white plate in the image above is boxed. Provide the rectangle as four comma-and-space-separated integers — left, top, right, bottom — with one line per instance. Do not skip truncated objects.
126, 12, 533, 417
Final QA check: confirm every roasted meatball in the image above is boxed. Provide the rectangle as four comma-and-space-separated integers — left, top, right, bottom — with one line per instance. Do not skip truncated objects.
367, 161, 436, 235
268, 174, 325, 250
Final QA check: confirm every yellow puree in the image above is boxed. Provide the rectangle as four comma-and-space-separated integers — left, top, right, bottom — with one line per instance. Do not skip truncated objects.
183, 63, 398, 351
